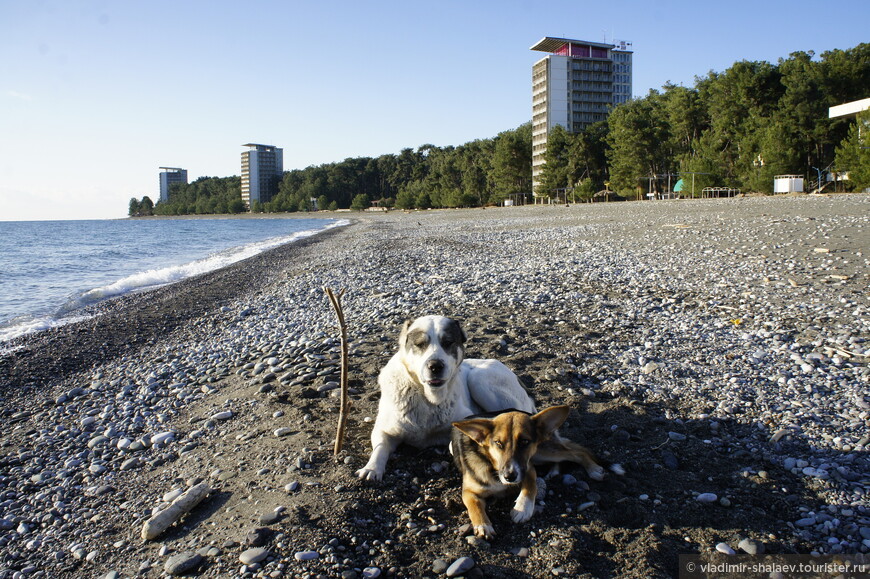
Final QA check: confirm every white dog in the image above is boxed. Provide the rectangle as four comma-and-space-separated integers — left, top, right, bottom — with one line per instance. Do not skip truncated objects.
356, 315, 535, 481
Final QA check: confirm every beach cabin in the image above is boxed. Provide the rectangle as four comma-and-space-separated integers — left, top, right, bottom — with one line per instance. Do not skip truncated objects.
773, 175, 804, 194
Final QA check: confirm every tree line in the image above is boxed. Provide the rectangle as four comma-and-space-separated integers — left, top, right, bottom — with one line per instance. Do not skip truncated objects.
129, 43, 869, 216
133, 123, 532, 216
539, 44, 870, 198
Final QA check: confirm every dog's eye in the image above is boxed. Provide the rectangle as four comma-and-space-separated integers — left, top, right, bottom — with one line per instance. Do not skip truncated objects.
493, 440, 504, 449
441, 339, 453, 348
517, 439, 530, 447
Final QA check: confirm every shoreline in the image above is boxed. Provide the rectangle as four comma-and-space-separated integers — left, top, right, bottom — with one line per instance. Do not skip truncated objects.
0, 194, 867, 578
0, 216, 348, 352
127, 212, 355, 221
0, 223, 350, 393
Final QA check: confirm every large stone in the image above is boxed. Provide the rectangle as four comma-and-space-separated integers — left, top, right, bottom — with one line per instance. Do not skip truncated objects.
446, 556, 475, 577
239, 547, 270, 565
164, 552, 203, 575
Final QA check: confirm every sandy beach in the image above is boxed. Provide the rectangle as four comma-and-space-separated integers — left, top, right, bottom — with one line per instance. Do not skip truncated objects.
1, 194, 868, 578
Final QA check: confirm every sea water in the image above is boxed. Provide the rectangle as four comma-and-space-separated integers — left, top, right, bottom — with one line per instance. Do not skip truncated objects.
0, 217, 346, 343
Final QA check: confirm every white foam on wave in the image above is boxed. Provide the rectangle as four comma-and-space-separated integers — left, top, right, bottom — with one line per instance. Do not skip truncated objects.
78, 221, 347, 304
0, 313, 95, 348
0, 219, 348, 346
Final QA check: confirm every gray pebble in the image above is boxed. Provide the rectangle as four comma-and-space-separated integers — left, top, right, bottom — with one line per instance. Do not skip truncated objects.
738, 538, 764, 555
259, 510, 282, 525
246, 527, 271, 547
164, 552, 203, 576
446, 556, 475, 577
239, 547, 270, 565
661, 450, 679, 469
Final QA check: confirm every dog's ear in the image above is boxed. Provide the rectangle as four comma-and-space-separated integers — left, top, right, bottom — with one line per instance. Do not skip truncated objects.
531, 406, 570, 441
452, 418, 494, 445
398, 319, 413, 347
446, 317, 467, 345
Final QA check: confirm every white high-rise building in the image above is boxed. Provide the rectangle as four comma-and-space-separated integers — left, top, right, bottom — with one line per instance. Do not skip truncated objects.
241, 143, 284, 207
531, 37, 632, 195
158, 167, 188, 203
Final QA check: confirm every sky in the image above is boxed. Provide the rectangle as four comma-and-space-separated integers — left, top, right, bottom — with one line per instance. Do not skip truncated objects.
1, 0, 867, 221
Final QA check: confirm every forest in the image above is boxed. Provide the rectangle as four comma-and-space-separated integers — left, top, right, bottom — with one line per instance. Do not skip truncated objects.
131, 44, 869, 216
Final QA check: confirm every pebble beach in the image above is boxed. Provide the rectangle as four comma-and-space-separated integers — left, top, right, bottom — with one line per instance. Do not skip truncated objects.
0, 194, 868, 578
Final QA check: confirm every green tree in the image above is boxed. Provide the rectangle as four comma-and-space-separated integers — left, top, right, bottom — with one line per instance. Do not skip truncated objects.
772, 51, 827, 172
606, 94, 669, 195
491, 123, 532, 203
695, 60, 782, 188
153, 176, 242, 215
536, 124, 572, 198
128, 198, 141, 216
350, 193, 370, 210
567, 121, 609, 192
458, 140, 493, 206
576, 178, 597, 202
395, 188, 415, 209
834, 110, 870, 190
228, 198, 246, 213
139, 196, 154, 215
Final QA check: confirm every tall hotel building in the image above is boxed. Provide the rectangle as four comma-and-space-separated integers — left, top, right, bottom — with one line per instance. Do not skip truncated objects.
531, 37, 632, 194
241, 143, 284, 207
158, 167, 188, 203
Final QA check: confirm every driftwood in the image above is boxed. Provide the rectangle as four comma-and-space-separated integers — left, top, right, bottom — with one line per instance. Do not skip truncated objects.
141, 482, 211, 541
324, 288, 350, 456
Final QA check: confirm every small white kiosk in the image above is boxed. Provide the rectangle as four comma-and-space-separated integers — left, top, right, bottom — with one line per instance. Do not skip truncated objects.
773, 175, 805, 194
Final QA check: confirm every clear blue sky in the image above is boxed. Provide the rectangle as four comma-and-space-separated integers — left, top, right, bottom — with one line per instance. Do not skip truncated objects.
1, 0, 867, 221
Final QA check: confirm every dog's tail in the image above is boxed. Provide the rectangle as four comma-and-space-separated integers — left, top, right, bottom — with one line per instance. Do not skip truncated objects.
533, 435, 625, 481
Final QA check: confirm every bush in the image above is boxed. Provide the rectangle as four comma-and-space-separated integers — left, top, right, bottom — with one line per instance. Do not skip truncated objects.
350, 194, 370, 211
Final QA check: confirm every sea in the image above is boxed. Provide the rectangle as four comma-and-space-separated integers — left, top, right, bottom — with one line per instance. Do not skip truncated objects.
0, 217, 346, 345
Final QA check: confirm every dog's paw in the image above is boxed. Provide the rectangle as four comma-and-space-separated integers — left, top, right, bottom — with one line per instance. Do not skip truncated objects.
355, 467, 383, 481
511, 494, 535, 523
543, 463, 561, 479
610, 463, 626, 476
586, 464, 606, 481
474, 524, 495, 539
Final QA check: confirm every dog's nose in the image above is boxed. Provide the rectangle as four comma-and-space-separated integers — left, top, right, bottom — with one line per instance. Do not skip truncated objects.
427, 359, 444, 374
502, 464, 521, 484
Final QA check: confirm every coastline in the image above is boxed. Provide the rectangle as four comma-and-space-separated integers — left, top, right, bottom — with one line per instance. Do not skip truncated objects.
0, 224, 350, 393
0, 194, 867, 578
127, 211, 356, 221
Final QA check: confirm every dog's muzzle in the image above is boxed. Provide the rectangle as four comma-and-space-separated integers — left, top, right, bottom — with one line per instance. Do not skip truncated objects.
425, 359, 446, 387
499, 461, 522, 485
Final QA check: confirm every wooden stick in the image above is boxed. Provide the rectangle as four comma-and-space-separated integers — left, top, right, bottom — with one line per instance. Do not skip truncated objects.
324, 287, 350, 456
141, 482, 210, 541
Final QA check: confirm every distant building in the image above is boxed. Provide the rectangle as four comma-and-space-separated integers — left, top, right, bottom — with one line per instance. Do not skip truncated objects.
530, 37, 633, 195
828, 97, 870, 120
158, 167, 188, 202
241, 143, 284, 207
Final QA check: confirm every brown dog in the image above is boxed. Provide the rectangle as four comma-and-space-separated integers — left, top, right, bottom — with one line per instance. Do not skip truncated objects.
451, 405, 612, 539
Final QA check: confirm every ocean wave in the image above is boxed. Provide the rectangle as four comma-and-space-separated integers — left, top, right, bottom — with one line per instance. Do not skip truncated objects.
70, 221, 348, 308
0, 219, 348, 345
0, 313, 95, 347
